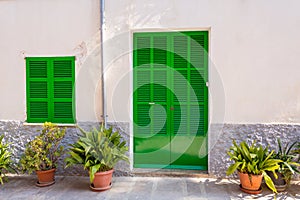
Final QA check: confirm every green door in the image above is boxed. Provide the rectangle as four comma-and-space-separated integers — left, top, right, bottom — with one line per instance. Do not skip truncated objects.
133, 31, 208, 170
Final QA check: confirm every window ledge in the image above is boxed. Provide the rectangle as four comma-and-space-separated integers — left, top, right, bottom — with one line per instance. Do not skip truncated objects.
23, 122, 77, 127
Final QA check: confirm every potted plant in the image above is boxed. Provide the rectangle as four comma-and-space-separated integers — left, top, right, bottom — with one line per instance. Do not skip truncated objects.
226, 140, 281, 194
19, 122, 66, 187
266, 139, 300, 192
0, 135, 16, 184
65, 124, 129, 191
294, 142, 300, 162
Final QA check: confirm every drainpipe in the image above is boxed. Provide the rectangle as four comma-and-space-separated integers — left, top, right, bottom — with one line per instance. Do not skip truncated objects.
100, 0, 107, 128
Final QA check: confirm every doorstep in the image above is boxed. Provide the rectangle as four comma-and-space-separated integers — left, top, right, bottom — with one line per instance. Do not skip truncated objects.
132, 168, 210, 178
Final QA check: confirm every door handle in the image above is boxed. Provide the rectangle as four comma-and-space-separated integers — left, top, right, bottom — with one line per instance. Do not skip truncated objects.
170, 107, 174, 110
149, 102, 155, 105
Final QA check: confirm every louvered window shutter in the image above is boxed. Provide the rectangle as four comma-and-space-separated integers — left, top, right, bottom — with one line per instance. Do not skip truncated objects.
52, 58, 75, 123
26, 57, 75, 123
26, 58, 50, 123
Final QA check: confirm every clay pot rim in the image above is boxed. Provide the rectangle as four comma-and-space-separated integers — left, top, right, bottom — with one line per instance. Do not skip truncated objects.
93, 169, 114, 175
238, 171, 262, 176
36, 168, 56, 174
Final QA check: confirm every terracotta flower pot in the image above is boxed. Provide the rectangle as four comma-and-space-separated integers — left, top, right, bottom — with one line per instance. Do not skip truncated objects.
36, 168, 56, 184
266, 171, 288, 192
238, 171, 262, 191
91, 169, 113, 190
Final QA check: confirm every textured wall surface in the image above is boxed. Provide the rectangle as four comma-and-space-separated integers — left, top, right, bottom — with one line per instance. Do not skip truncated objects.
0, 121, 130, 176
209, 123, 300, 180
1, 121, 299, 179
104, 0, 300, 124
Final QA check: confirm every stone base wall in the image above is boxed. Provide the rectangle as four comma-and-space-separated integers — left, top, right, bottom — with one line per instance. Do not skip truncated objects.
0, 121, 130, 176
209, 123, 300, 180
1, 121, 299, 179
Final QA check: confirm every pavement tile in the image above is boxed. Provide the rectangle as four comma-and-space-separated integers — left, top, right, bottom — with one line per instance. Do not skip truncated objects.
0, 175, 299, 200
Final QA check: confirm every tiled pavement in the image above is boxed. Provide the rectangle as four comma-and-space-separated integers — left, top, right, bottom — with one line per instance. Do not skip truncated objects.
0, 175, 299, 200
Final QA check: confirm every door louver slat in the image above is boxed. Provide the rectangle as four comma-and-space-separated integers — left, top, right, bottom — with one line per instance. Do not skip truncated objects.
136, 37, 151, 67
173, 36, 188, 68
153, 36, 168, 68
190, 35, 205, 69
190, 70, 205, 103
153, 70, 167, 102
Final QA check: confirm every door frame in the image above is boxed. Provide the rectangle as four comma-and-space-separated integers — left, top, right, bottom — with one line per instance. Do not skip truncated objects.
129, 28, 211, 171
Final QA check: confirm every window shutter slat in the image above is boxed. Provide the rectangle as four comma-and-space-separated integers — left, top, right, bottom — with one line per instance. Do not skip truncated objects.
54, 81, 73, 98
29, 81, 48, 98
54, 60, 72, 77
29, 102, 48, 119
54, 102, 73, 119
29, 61, 47, 78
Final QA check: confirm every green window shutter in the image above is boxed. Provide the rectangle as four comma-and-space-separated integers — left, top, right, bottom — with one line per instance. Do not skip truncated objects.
52, 58, 75, 123
26, 57, 75, 123
26, 58, 50, 123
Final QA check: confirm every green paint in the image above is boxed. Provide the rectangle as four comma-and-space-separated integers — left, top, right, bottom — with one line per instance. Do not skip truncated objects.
133, 31, 208, 170
26, 57, 75, 123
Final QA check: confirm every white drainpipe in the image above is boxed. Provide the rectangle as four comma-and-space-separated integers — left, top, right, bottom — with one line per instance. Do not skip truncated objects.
100, 0, 107, 128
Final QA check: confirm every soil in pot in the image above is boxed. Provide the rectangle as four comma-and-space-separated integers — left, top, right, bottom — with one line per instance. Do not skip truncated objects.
238, 171, 263, 193
90, 169, 113, 191
36, 168, 56, 187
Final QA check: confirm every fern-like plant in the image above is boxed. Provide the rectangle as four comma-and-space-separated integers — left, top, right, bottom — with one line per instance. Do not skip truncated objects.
226, 140, 281, 193
65, 124, 129, 183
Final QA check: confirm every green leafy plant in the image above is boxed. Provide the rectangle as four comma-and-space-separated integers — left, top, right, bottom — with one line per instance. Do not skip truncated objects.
226, 140, 281, 193
19, 122, 66, 174
65, 124, 129, 183
293, 142, 300, 162
271, 139, 300, 183
0, 135, 16, 184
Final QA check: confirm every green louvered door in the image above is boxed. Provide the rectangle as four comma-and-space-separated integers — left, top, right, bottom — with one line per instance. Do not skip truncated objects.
133, 34, 171, 167
26, 57, 75, 123
133, 31, 208, 170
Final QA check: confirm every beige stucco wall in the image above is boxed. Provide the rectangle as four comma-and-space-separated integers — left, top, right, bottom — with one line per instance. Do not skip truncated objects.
104, 0, 300, 124
0, 0, 101, 122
